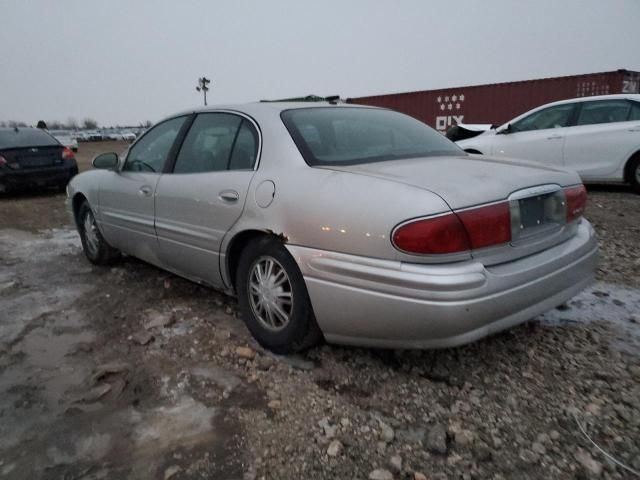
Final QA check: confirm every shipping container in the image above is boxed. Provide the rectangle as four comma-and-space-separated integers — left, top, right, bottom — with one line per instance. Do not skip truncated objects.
347, 69, 640, 133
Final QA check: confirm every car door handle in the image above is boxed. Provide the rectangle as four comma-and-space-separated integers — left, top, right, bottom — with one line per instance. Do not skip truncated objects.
546, 135, 563, 140
218, 190, 239, 202
629, 128, 640, 132
138, 186, 152, 197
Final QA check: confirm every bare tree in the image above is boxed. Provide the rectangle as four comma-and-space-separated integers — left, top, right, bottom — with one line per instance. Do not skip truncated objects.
67, 117, 79, 130
143, 120, 153, 128
82, 118, 98, 129
8, 120, 27, 128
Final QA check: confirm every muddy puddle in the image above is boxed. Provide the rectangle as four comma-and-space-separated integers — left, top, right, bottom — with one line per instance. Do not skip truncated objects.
540, 281, 640, 355
0, 227, 255, 479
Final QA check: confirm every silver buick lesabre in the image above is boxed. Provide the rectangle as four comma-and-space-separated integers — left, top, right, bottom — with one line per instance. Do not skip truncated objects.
66, 102, 598, 353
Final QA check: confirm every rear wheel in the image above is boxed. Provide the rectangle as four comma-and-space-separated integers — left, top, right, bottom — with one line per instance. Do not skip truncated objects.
629, 156, 640, 194
77, 201, 120, 265
236, 236, 322, 353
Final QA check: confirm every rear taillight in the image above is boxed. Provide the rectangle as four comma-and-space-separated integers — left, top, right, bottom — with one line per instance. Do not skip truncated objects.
564, 185, 587, 222
392, 202, 511, 255
457, 202, 511, 249
62, 147, 75, 160
0, 155, 6, 168
392, 213, 470, 255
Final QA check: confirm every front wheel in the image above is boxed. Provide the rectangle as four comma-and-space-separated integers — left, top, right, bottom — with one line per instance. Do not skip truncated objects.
236, 236, 322, 354
77, 201, 120, 265
629, 156, 640, 194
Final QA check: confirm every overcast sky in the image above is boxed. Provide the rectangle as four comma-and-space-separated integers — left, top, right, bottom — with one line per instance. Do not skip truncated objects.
1, 0, 639, 126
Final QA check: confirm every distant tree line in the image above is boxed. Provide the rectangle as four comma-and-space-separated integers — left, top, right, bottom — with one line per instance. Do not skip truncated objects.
0, 118, 154, 129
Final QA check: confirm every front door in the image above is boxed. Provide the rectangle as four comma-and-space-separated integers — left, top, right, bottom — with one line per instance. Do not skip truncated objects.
154, 112, 260, 287
98, 116, 188, 265
491, 102, 576, 167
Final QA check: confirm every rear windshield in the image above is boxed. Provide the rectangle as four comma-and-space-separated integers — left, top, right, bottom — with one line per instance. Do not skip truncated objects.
0, 128, 59, 149
281, 107, 462, 166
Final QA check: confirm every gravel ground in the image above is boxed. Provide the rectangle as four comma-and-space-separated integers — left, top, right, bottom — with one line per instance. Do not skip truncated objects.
0, 146, 638, 479
587, 185, 640, 289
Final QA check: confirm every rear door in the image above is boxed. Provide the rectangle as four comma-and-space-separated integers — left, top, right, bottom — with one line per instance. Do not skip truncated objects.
98, 116, 188, 265
563, 99, 640, 180
489, 103, 576, 166
154, 112, 260, 287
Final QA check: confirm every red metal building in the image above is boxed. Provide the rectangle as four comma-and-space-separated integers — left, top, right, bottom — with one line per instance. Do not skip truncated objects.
347, 69, 640, 132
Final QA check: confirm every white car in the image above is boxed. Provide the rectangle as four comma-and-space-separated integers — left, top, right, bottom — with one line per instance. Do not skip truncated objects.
457, 94, 640, 193
121, 131, 136, 142
50, 130, 79, 152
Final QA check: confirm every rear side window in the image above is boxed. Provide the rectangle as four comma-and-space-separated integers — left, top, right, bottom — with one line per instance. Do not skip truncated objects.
229, 121, 259, 170
576, 100, 631, 126
173, 113, 259, 173
281, 107, 461, 166
628, 101, 640, 121
512, 104, 575, 132
0, 128, 59, 149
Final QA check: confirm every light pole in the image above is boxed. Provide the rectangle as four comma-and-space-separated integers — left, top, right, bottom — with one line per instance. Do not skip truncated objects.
196, 77, 211, 106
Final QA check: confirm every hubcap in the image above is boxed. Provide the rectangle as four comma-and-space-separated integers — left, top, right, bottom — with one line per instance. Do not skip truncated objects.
83, 210, 100, 256
248, 256, 293, 331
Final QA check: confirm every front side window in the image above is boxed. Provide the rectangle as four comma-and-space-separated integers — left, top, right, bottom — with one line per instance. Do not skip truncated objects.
123, 116, 186, 172
173, 113, 259, 173
281, 107, 461, 166
576, 100, 632, 126
511, 104, 575, 133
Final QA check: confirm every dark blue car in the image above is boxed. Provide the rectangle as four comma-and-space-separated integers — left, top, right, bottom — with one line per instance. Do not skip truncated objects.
0, 127, 78, 193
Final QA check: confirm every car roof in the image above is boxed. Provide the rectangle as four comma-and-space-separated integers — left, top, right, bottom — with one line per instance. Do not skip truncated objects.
167, 101, 375, 121
543, 93, 640, 107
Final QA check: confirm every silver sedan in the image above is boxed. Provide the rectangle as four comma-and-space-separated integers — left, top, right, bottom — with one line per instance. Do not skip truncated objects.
66, 102, 598, 353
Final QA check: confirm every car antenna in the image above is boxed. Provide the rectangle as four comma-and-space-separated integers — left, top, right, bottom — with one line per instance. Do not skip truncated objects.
14, 126, 19, 132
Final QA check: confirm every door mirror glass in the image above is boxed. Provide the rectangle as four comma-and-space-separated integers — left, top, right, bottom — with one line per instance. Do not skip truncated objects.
93, 152, 119, 170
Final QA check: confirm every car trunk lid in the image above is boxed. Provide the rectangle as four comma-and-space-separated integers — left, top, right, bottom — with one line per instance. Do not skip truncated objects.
321, 155, 584, 264
320, 155, 578, 210
1, 146, 64, 169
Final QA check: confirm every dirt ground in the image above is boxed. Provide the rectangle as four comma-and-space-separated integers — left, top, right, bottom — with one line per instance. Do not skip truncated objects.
0, 144, 639, 479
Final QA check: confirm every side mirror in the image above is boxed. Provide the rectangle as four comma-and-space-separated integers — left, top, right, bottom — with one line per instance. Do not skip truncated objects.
497, 123, 512, 135
93, 152, 119, 170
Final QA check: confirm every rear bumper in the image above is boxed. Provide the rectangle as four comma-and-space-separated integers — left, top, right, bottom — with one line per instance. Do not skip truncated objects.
287, 219, 598, 349
0, 162, 78, 190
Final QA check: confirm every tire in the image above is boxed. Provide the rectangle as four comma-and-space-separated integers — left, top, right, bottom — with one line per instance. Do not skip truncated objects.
236, 236, 323, 354
629, 156, 640, 194
77, 201, 120, 265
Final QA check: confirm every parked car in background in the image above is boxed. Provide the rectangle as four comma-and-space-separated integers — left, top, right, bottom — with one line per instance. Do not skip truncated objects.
50, 130, 79, 152
67, 103, 597, 353
457, 94, 640, 192
87, 131, 103, 142
76, 131, 89, 142
100, 130, 119, 141
121, 131, 136, 142
0, 127, 78, 193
